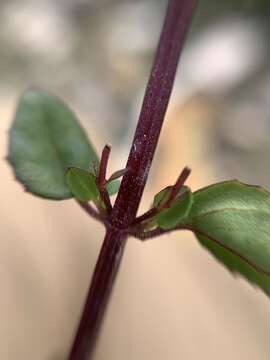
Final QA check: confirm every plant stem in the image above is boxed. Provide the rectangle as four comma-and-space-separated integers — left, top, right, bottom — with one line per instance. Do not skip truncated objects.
97, 144, 113, 213
131, 207, 159, 226
97, 144, 111, 186
69, 0, 196, 358
112, 0, 197, 227
165, 166, 191, 207
76, 201, 104, 223
69, 230, 127, 359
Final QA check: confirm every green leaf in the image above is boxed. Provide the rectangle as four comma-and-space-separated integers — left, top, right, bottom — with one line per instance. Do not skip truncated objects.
106, 179, 120, 196
156, 188, 193, 229
197, 234, 270, 296
107, 168, 127, 182
66, 168, 100, 202
8, 89, 99, 200
153, 185, 190, 208
153, 186, 172, 208
187, 180, 270, 295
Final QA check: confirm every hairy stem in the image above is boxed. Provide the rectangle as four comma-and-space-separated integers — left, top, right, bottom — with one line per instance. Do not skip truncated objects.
69, 1, 197, 358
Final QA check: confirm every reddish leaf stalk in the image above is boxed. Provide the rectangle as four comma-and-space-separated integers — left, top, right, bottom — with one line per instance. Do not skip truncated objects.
97, 144, 111, 186
131, 207, 159, 226
76, 201, 104, 223
68, 1, 197, 359
165, 166, 191, 207
130, 167, 191, 227
97, 144, 113, 213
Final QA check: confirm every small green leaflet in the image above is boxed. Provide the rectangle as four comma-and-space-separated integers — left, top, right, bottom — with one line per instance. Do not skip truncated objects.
106, 179, 120, 196
8, 89, 99, 200
153, 186, 172, 208
67, 167, 120, 202
153, 185, 190, 208
67, 168, 100, 202
155, 187, 193, 229
186, 180, 270, 296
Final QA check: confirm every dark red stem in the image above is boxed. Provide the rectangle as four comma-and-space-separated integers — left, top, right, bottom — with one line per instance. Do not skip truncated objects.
99, 188, 112, 214
76, 201, 104, 223
165, 166, 191, 206
68, 230, 127, 359
69, 1, 196, 358
132, 166, 191, 226
131, 207, 159, 226
97, 144, 112, 213
112, 0, 196, 227
97, 144, 111, 186
129, 226, 171, 240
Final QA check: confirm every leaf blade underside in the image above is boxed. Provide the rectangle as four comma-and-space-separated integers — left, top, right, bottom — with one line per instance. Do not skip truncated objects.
186, 180, 270, 295
8, 89, 99, 200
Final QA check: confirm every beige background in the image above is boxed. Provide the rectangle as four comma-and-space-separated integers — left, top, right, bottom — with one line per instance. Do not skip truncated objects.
1, 95, 270, 359
1, 1, 270, 359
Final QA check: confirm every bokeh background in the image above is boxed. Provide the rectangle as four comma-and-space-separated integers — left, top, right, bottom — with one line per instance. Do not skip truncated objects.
1, 0, 270, 359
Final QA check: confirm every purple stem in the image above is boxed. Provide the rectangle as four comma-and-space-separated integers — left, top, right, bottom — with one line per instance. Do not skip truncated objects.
165, 166, 191, 207
97, 144, 111, 186
112, 0, 197, 227
97, 144, 113, 213
68, 230, 127, 359
76, 201, 104, 223
69, 1, 197, 358
131, 207, 159, 226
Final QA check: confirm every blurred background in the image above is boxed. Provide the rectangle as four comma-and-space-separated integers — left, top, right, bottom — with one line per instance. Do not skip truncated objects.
1, 0, 270, 359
